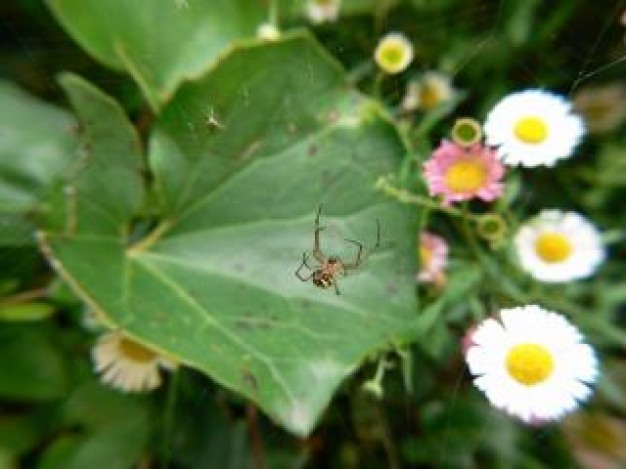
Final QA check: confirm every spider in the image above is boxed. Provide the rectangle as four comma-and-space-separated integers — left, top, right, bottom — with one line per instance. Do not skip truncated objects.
295, 205, 380, 295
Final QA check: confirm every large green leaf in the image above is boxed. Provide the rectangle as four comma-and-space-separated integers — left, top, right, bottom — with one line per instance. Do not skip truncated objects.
39, 33, 419, 436
0, 82, 76, 245
46, 0, 267, 110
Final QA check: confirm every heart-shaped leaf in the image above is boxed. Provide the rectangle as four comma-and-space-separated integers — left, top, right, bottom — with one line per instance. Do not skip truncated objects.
40, 33, 419, 436
46, 0, 267, 110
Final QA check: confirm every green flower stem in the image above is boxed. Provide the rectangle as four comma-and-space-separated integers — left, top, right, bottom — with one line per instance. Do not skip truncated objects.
161, 370, 180, 469
268, 0, 278, 26
460, 203, 481, 252
373, 72, 384, 100
375, 176, 480, 220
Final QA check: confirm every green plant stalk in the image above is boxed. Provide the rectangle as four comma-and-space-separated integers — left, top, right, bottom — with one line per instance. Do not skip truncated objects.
160, 370, 180, 469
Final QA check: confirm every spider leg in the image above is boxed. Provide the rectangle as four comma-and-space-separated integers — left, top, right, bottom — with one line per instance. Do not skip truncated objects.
342, 238, 364, 271
339, 219, 382, 273
373, 219, 381, 250
313, 204, 327, 263
295, 252, 314, 281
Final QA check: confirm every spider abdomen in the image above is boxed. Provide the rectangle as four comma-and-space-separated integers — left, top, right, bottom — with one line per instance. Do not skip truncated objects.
313, 271, 334, 288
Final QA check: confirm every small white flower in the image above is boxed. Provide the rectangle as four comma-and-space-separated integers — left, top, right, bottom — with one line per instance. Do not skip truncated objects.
257, 23, 281, 41
305, 0, 341, 24
374, 33, 414, 75
466, 305, 599, 423
484, 90, 585, 167
573, 83, 626, 134
514, 210, 605, 283
92, 331, 177, 393
402, 71, 455, 112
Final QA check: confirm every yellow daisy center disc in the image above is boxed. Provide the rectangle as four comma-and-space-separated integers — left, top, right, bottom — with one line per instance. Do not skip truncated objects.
419, 245, 432, 267
506, 343, 554, 386
444, 159, 487, 193
379, 44, 405, 68
119, 338, 157, 363
420, 84, 442, 109
535, 232, 573, 263
514, 116, 548, 144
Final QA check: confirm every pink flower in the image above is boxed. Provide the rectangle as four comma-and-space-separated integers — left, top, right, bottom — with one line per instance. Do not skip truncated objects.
423, 140, 505, 206
417, 231, 448, 286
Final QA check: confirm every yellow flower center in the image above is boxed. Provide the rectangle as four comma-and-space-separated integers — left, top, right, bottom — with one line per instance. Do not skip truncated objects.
420, 84, 442, 109
419, 246, 432, 267
506, 343, 554, 386
444, 159, 487, 193
119, 337, 157, 363
535, 232, 573, 263
380, 44, 404, 67
514, 116, 548, 144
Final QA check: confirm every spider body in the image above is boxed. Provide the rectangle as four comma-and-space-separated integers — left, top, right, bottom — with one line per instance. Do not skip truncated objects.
311, 257, 341, 289
295, 206, 380, 295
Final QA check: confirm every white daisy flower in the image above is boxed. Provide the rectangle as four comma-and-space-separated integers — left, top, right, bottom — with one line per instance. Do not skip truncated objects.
514, 210, 605, 283
466, 305, 599, 423
573, 83, 626, 134
92, 331, 177, 393
402, 71, 455, 112
374, 33, 414, 75
484, 90, 585, 167
305, 0, 341, 24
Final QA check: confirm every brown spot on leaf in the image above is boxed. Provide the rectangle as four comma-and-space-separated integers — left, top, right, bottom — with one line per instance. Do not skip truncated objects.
241, 369, 258, 390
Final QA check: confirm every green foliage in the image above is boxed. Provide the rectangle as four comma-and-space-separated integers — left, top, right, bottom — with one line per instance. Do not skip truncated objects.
0, 323, 68, 401
47, 0, 267, 109
41, 33, 419, 436
0, 0, 625, 467
0, 82, 76, 245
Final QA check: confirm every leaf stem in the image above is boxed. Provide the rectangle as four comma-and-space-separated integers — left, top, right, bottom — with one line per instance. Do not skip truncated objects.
127, 219, 173, 255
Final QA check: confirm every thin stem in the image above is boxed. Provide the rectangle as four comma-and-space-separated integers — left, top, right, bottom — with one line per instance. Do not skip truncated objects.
160, 370, 180, 469
0, 287, 49, 306
373, 402, 399, 469
246, 404, 266, 469
373, 72, 384, 100
268, 0, 278, 25
460, 203, 482, 254
375, 176, 480, 220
